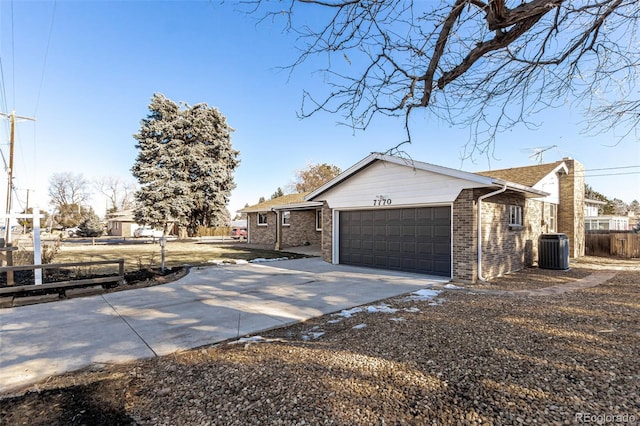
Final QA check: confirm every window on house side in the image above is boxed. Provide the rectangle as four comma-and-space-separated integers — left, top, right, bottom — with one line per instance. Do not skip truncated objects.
509, 205, 523, 226
258, 213, 268, 226
316, 209, 322, 231
282, 211, 291, 226
549, 204, 557, 232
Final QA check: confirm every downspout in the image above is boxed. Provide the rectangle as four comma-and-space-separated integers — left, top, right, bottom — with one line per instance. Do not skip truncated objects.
477, 184, 507, 282
271, 208, 281, 251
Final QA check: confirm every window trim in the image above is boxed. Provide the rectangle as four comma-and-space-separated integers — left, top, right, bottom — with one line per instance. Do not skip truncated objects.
509, 205, 523, 227
548, 203, 557, 232
316, 209, 322, 231
257, 212, 268, 226
282, 211, 291, 227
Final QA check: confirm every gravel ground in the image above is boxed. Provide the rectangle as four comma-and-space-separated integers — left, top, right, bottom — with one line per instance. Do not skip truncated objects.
1, 257, 639, 425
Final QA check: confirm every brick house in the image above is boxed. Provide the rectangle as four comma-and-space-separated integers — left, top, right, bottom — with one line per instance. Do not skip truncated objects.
243, 153, 585, 283
240, 193, 323, 250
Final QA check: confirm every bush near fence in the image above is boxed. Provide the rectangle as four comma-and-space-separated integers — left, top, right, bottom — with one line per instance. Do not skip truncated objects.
585, 231, 640, 258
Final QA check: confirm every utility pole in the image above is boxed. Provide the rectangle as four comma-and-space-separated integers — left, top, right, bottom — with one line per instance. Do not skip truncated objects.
1, 111, 36, 284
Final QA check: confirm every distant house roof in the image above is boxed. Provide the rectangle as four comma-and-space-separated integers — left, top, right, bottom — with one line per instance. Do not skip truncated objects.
476, 161, 566, 187
106, 210, 136, 222
239, 192, 322, 213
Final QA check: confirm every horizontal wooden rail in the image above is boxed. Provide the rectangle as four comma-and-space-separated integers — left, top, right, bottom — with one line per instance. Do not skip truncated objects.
0, 259, 124, 272
0, 259, 125, 297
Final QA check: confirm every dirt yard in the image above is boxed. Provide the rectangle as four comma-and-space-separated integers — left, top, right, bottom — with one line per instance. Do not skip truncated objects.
1, 257, 638, 425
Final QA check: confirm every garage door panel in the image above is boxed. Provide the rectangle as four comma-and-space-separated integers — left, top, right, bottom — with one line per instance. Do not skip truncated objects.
435, 225, 451, 237
402, 242, 416, 253
388, 241, 401, 252
417, 242, 434, 255
388, 225, 401, 236
339, 207, 451, 277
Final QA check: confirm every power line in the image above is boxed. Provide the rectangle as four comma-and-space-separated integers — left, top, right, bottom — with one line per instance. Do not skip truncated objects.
11, 0, 15, 110
33, 0, 57, 117
583, 165, 640, 172
581, 171, 640, 178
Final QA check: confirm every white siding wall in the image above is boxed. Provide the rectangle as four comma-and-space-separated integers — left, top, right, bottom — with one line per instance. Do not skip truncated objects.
316, 161, 486, 208
533, 172, 560, 204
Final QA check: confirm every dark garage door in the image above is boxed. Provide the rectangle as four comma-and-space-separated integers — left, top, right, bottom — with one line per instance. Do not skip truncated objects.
339, 207, 451, 277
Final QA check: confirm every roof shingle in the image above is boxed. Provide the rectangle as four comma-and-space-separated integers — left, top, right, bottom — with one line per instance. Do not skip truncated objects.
239, 192, 310, 212
476, 161, 565, 187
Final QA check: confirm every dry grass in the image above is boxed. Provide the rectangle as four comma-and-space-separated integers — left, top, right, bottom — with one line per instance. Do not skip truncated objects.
46, 239, 305, 275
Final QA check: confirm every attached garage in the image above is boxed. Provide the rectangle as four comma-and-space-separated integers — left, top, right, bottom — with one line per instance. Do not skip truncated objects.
339, 207, 451, 276
305, 153, 567, 282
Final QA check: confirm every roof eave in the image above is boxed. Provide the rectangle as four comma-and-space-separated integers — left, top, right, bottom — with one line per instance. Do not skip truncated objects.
306, 153, 496, 200
492, 179, 549, 198
240, 201, 323, 213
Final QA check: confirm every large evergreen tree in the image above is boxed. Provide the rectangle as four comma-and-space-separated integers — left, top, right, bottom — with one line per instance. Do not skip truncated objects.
131, 93, 239, 237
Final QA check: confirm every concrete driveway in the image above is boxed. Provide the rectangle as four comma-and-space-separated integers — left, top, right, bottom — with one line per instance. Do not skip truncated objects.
0, 258, 448, 393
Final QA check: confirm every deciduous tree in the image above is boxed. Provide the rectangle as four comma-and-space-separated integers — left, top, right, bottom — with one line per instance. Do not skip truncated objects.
294, 163, 341, 192
48, 172, 90, 208
94, 176, 137, 214
131, 93, 239, 237
252, 0, 639, 156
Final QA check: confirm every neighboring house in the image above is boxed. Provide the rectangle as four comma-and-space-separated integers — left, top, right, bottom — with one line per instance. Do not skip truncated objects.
584, 199, 606, 217
107, 211, 174, 237
584, 199, 630, 231
239, 193, 322, 250
106, 210, 137, 237
242, 154, 585, 283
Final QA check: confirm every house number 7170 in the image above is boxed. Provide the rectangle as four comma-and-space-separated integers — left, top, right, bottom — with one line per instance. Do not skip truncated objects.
373, 196, 392, 206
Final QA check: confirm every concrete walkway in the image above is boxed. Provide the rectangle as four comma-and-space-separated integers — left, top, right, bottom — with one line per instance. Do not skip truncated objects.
0, 258, 447, 394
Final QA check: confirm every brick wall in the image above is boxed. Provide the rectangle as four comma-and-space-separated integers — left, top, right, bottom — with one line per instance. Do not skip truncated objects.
558, 158, 585, 257
321, 202, 333, 263
281, 210, 321, 248
480, 193, 545, 280
453, 189, 547, 282
247, 210, 320, 249
247, 212, 276, 246
452, 189, 477, 282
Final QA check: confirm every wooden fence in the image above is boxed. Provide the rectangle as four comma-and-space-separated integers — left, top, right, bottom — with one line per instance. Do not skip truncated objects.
196, 226, 232, 237
585, 231, 640, 259
0, 259, 125, 296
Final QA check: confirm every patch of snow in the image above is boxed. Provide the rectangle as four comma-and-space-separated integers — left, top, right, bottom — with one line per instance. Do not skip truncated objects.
335, 307, 363, 318
405, 289, 441, 301
352, 323, 367, 330
403, 307, 420, 313
208, 259, 224, 265
390, 317, 405, 322
229, 336, 267, 344
234, 259, 249, 264
327, 319, 343, 324
309, 332, 325, 339
444, 284, 464, 290
250, 257, 289, 263
366, 304, 398, 314
429, 299, 445, 306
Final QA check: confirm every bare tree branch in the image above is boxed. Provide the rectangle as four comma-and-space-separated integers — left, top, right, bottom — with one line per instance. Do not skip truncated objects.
247, 0, 639, 157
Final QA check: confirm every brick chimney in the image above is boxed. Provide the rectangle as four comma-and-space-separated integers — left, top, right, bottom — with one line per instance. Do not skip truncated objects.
558, 158, 585, 257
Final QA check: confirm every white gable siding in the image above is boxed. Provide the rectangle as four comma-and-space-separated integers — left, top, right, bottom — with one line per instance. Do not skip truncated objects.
532, 172, 560, 204
316, 161, 486, 209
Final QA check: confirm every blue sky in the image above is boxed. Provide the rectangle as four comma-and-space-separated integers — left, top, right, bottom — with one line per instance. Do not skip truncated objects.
1, 1, 638, 219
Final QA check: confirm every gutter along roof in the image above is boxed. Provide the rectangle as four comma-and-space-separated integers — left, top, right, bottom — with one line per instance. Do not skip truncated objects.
239, 192, 322, 213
